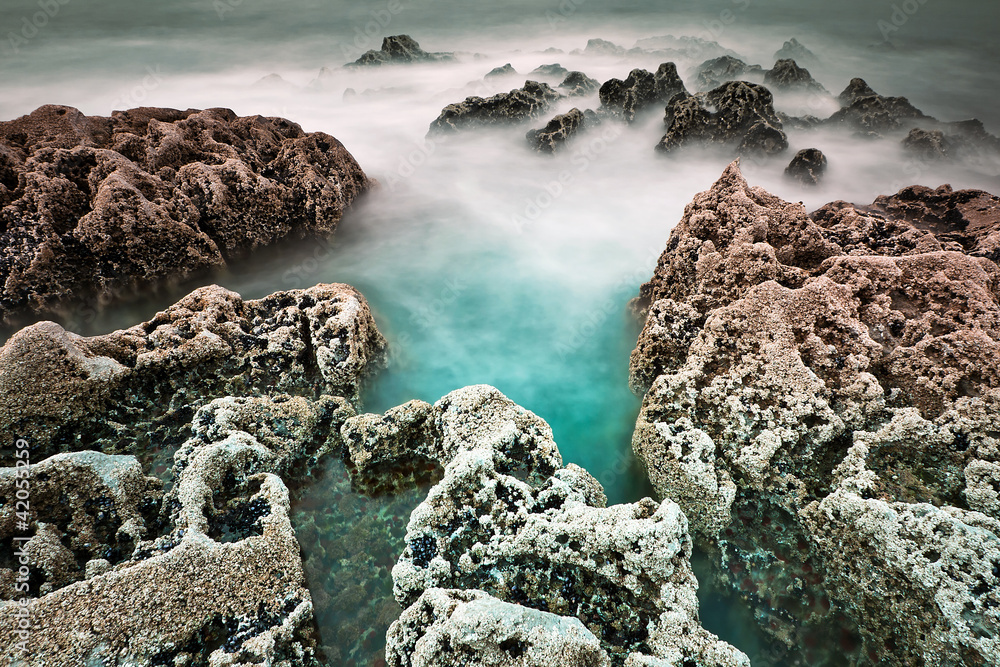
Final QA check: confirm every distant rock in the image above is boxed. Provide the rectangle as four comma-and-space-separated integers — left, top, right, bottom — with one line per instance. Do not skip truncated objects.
530, 63, 569, 79
574, 38, 626, 57
785, 147, 827, 185
599, 63, 687, 122
773, 38, 818, 64
558, 71, 601, 97
657, 81, 788, 155
901, 121, 1000, 161
764, 59, 829, 94
485, 63, 517, 79
0, 105, 371, 325
428, 81, 562, 134
526, 108, 596, 153
902, 128, 951, 159
694, 55, 764, 91
633, 34, 742, 61
348, 34, 453, 66
826, 81, 929, 134
252, 73, 298, 90
776, 111, 824, 130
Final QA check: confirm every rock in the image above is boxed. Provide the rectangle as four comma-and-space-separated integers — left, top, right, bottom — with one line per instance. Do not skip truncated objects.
252, 73, 297, 90
773, 38, 818, 65
526, 108, 593, 153
578, 38, 625, 57
902, 128, 951, 159
785, 148, 828, 185
900, 123, 1000, 162
558, 71, 601, 97
632, 35, 741, 62
776, 111, 823, 130
486, 63, 518, 79
0, 282, 386, 460
656, 81, 788, 156
837, 77, 878, 106
826, 80, 928, 133
0, 105, 370, 324
530, 63, 569, 80
348, 34, 453, 66
629, 160, 1000, 664
599, 64, 687, 123
352, 385, 748, 666
386, 588, 611, 667
428, 81, 562, 134
693, 56, 763, 91
763, 59, 828, 94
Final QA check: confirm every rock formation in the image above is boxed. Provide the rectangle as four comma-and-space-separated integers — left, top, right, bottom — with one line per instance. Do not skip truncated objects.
559, 71, 601, 97
773, 38, 818, 65
763, 59, 828, 94
599, 63, 687, 123
826, 79, 928, 134
629, 161, 1000, 665
785, 148, 828, 185
349, 35, 454, 66
526, 108, 595, 153
0, 105, 370, 324
428, 82, 562, 134
693, 56, 763, 91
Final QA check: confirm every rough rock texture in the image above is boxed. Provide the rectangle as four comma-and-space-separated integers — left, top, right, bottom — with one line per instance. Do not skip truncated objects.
785, 148, 827, 185
0, 105, 370, 324
902, 128, 951, 159
386, 588, 611, 667
630, 161, 1000, 665
599, 64, 687, 123
657, 81, 788, 156
763, 59, 828, 94
901, 123, 1000, 162
350, 386, 748, 667
526, 108, 594, 153
349, 35, 453, 66
826, 79, 929, 134
558, 71, 601, 97
428, 82, 562, 134
773, 38, 818, 65
693, 56, 763, 91
0, 283, 386, 461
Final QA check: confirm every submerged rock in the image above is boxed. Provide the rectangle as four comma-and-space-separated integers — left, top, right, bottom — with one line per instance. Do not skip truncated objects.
349, 34, 453, 66
657, 81, 788, 156
0, 105, 370, 324
559, 71, 601, 97
763, 59, 828, 94
526, 108, 594, 153
354, 385, 748, 667
599, 63, 687, 123
428, 81, 562, 134
630, 161, 1000, 664
785, 147, 828, 185
0, 283, 386, 460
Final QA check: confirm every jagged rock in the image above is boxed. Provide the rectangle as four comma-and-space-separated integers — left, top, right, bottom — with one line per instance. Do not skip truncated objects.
577, 38, 626, 57
827, 80, 928, 133
599, 64, 686, 123
630, 161, 1000, 664
0, 283, 386, 459
349, 35, 453, 66
785, 148, 827, 185
902, 128, 951, 159
526, 108, 593, 153
900, 123, 1000, 162
773, 38, 818, 65
763, 59, 828, 94
386, 588, 611, 667
0, 105, 370, 324
348, 385, 748, 666
428, 81, 562, 134
530, 63, 569, 80
693, 56, 763, 91
657, 81, 787, 156
558, 71, 601, 97
486, 63, 518, 79
837, 77, 878, 106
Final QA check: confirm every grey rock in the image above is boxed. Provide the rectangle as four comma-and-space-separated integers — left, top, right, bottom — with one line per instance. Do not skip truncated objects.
694, 55, 764, 91
785, 147, 828, 185
773, 38, 819, 65
486, 63, 518, 79
530, 63, 569, 80
763, 59, 828, 94
599, 63, 687, 123
526, 108, 592, 153
837, 77, 878, 106
558, 71, 601, 97
428, 81, 562, 134
349, 35, 453, 66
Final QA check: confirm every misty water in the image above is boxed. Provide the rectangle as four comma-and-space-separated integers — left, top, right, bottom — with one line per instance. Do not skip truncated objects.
3, 0, 999, 664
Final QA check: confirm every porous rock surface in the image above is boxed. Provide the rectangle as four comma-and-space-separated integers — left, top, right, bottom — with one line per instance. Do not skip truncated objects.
785, 147, 827, 185
598, 63, 687, 123
0, 105, 370, 323
526, 108, 595, 153
763, 59, 828, 94
657, 81, 788, 156
630, 160, 1000, 665
347, 385, 749, 667
558, 71, 601, 97
428, 82, 562, 134
0, 282, 386, 460
826, 78, 929, 134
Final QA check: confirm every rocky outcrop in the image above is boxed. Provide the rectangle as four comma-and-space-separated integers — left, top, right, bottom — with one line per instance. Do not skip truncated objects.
902, 128, 950, 159
826, 79, 928, 134
657, 81, 788, 156
693, 56, 763, 91
526, 108, 595, 153
486, 64, 518, 79
530, 64, 569, 80
428, 82, 561, 134
836, 77, 878, 106
349, 35, 453, 66
773, 38, 818, 65
629, 161, 1000, 665
901, 122, 1000, 162
559, 71, 601, 97
0, 105, 370, 324
763, 59, 828, 94
576, 38, 626, 57
785, 148, 827, 185
348, 385, 748, 667
0, 283, 386, 461
599, 64, 687, 123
